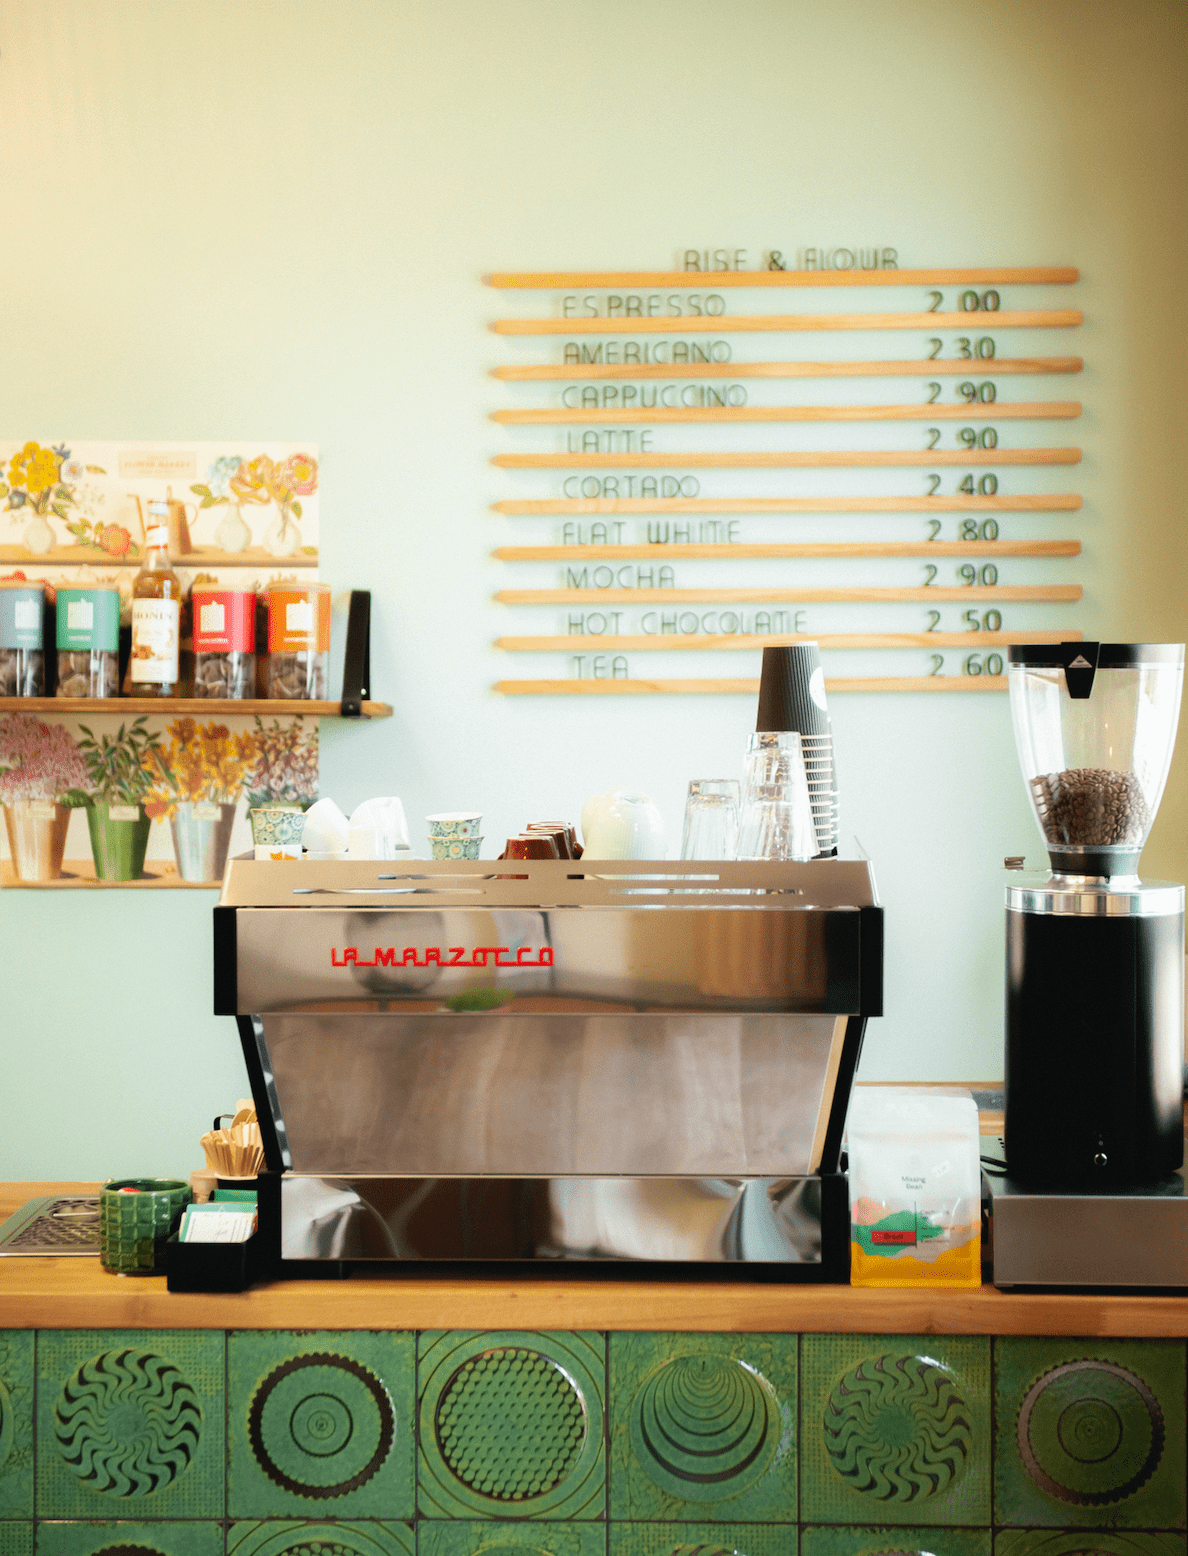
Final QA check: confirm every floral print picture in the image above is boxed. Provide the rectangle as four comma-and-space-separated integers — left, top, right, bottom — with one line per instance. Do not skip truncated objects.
0, 440, 319, 567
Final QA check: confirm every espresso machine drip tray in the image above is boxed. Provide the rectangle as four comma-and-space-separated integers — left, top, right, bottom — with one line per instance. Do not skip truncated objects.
215, 856, 883, 1275
0, 1196, 100, 1256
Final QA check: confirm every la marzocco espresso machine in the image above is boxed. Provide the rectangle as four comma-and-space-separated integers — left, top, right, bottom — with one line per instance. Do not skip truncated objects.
991, 641, 1188, 1287
213, 856, 882, 1277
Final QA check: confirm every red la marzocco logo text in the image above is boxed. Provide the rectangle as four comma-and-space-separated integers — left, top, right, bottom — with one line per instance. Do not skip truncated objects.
331, 945, 553, 969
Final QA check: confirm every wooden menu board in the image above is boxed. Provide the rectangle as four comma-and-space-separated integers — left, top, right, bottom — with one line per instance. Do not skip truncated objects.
486, 262, 1083, 695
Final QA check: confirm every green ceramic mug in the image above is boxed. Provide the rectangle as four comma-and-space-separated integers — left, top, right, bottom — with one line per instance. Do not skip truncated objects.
99, 1179, 191, 1275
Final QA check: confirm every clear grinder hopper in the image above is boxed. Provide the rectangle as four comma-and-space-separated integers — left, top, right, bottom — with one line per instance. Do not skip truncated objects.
1009, 642, 1184, 877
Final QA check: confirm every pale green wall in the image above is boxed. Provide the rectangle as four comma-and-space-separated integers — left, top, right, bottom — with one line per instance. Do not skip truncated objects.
1, 0, 1186, 1179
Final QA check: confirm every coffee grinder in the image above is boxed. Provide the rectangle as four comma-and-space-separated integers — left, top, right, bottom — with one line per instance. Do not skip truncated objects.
991, 642, 1188, 1287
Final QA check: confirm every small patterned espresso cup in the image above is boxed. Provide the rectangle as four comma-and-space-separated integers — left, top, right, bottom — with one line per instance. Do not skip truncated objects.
250, 806, 305, 859
100, 1179, 191, 1275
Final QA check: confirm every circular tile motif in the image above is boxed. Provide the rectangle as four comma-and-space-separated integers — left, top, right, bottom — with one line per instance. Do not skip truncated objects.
248, 1353, 394, 1499
1018, 1359, 1164, 1505
630, 1353, 780, 1501
823, 1352, 972, 1503
434, 1346, 586, 1502
53, 1348, 202, 1497
91, 1546, 167, 1556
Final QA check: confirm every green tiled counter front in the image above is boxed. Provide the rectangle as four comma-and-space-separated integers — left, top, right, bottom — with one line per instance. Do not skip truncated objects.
3, 1329, 1188, 1556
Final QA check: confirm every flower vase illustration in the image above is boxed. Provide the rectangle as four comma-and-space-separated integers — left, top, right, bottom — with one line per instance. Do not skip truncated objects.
191, 451, 316, 560
0, 715, 88, 881
214, 501, 252, 553
264, 502, 301, 557
22, 510, 55, 554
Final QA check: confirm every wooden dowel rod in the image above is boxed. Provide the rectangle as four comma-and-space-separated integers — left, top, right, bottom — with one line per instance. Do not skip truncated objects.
496, 495, 1082, 514
496, 676, 1009, 694
493, 402, 1081, 426
496, 586, 1081, 605
486, 267, 1079, 289
493, 310, 1082, 337
494, 541, 1080, 561
495, 449, 1081, 469
498, 538, 1083, 563
493, 357, 1084, 382
498, 494, 1083, 513
497, 631, 1080, 652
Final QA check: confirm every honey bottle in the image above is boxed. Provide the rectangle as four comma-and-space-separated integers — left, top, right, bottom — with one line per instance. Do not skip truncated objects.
123, 500, 184, 697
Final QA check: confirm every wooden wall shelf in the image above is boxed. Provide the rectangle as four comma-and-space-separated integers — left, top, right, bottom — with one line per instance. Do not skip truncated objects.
497, 630, 1081, 653
494, 540, 1080, 562
496, 585, 1081, 606
0, 698, 393, 718
495, 449, 1082, 470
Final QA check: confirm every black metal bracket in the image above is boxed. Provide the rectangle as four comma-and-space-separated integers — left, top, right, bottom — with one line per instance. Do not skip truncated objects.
339, 590, 372, 717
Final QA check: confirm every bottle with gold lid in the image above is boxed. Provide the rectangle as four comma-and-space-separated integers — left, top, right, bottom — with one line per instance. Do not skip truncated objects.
123, 500, 184, 696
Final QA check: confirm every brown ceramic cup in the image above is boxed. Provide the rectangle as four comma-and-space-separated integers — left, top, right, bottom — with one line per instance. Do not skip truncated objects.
527, 821, 580, 858
504, 833, 561, 860
526, 824, 572, 859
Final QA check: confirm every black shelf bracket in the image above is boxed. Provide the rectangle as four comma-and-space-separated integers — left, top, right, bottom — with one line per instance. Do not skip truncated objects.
339, 590, 372, 717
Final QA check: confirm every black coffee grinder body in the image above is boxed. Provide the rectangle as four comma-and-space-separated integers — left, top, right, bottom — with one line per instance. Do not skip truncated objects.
1004, 642, 1186, 1191
1005, 878, 1184, 1185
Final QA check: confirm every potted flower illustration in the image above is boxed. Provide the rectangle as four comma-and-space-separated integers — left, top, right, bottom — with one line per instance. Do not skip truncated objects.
0, 442, 109, 556
72, 718, 165, 881
190, 455, 253, 553
144, 718, 259, 882
243, 715, 319, 810
0, 714, 88, 881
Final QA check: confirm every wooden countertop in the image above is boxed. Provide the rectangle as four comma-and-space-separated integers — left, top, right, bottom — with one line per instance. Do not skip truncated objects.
3, 1181, 1188, 1335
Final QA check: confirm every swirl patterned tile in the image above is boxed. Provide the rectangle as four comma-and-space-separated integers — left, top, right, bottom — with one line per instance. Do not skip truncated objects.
995, 1340, 1186, 1529
35, 1521, 224, 1556
609, 1333, 797, 1523
417, 1332, 605, 1520
609, 1521, 797, 1556
0, 1331, 34, 1518
419, 1522, 606, 1555
36, 1333, 224, 1520
228, 1332, 414, 1519
800, 1335, 990, 1525
0, 1526, 32, 1556
995, 1533, 1187, 1556
802, 1525, 991, 1556
226, 1519, 413, 1556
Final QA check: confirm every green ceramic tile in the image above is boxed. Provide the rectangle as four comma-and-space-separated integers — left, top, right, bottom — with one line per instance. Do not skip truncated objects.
800, 1334, 990, 1526
418, 1331, 606, 1520
36, 1332, 224, 1520
226, 1520, 414, 1556
803, 1528, 991, 1556
421, 1523, 605, 1555
0, 1526, 32, 1556
995, 1338, 1187, 1528
0, 1332, 34, 1518
995, 1536, 1186, 1556
610, 1523, 794, 1556
36, 1523, 224, 1556
608, 1333, 797, 1524
227, 1332, 414, 1519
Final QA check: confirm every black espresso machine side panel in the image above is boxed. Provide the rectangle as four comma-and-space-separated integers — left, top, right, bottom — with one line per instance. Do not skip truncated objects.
1005, 906, 1184, 1186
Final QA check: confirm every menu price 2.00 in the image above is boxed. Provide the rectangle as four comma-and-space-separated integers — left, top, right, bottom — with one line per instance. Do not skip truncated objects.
486, 260, 1082, 695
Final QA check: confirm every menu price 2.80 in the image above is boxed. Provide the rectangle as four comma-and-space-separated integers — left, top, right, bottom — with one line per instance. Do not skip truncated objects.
486, 258, 1082, 696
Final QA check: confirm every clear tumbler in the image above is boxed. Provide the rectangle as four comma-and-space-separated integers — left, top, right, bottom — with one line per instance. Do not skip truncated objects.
680, 779, 741, 859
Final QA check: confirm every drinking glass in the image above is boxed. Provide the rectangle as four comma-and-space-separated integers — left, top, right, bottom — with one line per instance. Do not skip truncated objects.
737, 731, 817, 860
681, 779, 741, 859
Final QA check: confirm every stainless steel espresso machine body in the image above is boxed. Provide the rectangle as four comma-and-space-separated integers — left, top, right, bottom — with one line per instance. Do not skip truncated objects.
991, 641, 1188, 1287
214, 857, 882, 1274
